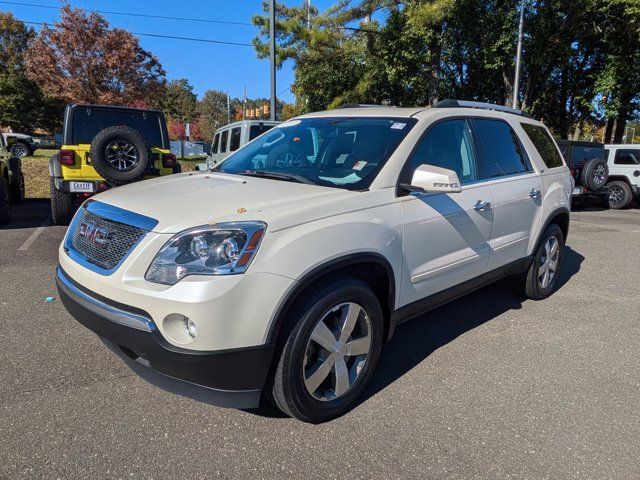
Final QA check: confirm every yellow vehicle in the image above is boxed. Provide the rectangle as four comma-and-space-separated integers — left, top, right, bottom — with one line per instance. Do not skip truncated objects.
49, 104, 179, 224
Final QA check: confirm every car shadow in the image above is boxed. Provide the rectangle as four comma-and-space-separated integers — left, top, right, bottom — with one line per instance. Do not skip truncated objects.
246, 246, 584, 420
1, 198, 54, 230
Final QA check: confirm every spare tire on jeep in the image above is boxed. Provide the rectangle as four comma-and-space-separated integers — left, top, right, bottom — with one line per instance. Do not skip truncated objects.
580, 157, 608, 191
90, 126, 149, 186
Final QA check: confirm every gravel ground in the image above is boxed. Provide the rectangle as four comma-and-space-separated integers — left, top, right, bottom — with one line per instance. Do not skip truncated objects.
1, 202, 639, 479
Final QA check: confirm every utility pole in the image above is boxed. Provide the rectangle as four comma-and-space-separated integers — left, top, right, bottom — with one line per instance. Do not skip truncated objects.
226, 93, 231, 124
269, 0, 277, 121
306, 0, 311, 28
242, 86, 247, 120
512, 0, 525, 109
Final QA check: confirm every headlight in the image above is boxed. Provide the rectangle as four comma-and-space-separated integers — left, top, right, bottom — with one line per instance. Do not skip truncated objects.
145, 221, 266, 285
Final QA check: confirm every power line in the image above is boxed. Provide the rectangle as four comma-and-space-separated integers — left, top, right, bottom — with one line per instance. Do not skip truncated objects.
0, 1, 253, 26
22, 21, 253, 47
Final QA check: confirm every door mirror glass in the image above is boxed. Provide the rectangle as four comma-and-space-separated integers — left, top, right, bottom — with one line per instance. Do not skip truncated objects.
404, 164, 462, 193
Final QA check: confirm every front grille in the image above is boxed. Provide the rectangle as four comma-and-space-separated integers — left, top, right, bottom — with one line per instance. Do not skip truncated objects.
71, 209, 145, 270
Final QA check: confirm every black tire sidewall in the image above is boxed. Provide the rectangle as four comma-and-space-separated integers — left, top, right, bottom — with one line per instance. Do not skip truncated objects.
0, 176, 11, 224
10, 170, 25, 204
607, 181, 632, 209
90, 126, 149, 185
49, 177, 75, 225
526, 224, 565, 299
274, 279, 384, 422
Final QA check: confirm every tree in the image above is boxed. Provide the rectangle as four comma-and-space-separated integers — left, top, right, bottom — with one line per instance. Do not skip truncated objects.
159, 79, 197, 123
25, 5, 165, 106
197, 89, 229, 140
0, 13, 63, 132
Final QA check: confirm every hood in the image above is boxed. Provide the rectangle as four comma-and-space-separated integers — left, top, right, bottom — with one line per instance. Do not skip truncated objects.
91, 171, 359, 233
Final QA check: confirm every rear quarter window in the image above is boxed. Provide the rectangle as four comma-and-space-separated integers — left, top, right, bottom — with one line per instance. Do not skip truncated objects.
521, 124, 564, 168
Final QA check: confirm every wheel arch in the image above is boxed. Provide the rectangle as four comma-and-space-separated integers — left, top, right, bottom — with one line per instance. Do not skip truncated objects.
534, 207, 570, 250
607, 175, 631, 185
266, 252, 396, 346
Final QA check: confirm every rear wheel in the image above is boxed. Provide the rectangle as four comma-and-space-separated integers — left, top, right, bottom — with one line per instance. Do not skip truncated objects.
49, 177, 75, 225
9, 169, 25, 204
524, 224, 565, 300
607, 181, 632, 209
269, 277, 384, 423
10, 142, 31, 158
0, 175, 11, 224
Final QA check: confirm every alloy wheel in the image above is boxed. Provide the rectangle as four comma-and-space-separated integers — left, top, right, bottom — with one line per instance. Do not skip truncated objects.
303, 302, 372, 401
11, 144, 28, 158
608, 185, 624, 206
592, 164, 606, 186
105, 140, 140, 172
538, 236, 560, 289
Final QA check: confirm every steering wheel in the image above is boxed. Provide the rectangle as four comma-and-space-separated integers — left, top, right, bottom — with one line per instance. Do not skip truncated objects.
265, 144, 311, 169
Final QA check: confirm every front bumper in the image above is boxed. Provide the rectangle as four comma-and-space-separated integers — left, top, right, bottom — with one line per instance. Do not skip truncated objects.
56, 266, 274, 409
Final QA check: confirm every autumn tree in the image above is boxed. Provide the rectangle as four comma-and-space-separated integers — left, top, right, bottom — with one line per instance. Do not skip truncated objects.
0, 13, 63, 132
25, 5, 165, 106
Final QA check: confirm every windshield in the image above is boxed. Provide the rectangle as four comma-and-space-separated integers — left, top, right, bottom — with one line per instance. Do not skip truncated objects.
215, 117, 417, 189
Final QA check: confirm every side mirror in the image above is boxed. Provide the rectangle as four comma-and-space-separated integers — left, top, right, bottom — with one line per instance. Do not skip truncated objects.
401, 164, 463, 194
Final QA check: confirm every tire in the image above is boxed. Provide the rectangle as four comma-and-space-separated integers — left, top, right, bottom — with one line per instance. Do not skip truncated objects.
580, 157, 608, 191
0, 175, 11, 224
49, 177, 75, 225
90, 126, 149, 186
10, 142, 31, 158
524, 224, 565, 300
9, 169, 25, 204
607, 181, 632, 209
269, 277, 384, 423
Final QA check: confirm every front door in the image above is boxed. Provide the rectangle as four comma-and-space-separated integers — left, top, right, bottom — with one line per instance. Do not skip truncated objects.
399, 119, 494, 307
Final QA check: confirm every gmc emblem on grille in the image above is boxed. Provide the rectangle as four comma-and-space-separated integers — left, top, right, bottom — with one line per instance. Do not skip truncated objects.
78, 221, 113, 249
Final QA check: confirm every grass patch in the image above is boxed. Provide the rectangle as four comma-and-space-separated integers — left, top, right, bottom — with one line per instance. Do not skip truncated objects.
21, 149, 202, 199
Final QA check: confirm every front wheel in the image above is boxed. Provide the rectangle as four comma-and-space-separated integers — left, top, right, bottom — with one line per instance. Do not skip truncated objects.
269, 277, 384, 423
524, 224, 565, 300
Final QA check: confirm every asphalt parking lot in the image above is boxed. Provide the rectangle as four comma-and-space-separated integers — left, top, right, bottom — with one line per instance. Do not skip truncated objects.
1, 201, 639, 479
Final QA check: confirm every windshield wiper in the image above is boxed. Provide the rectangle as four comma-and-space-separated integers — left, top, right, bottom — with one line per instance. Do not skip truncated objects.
238, 170, 316, 185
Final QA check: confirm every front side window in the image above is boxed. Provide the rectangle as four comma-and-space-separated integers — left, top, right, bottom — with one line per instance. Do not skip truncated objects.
212, 133, 220, 154
230, 127, 241, 151
472, 119, 529, 179
216, 117, 417, 189
521, 123, 564, 168
402, 119, 477, 184
220, 130, 228, 153
614, 149, 640, 165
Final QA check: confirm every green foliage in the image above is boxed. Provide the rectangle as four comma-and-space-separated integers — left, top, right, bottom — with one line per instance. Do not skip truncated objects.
159, 79, 198, 123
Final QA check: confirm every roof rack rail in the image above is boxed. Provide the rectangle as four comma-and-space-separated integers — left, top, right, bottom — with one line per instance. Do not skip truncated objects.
336, 103, 393, 109
433, 99, 532, 119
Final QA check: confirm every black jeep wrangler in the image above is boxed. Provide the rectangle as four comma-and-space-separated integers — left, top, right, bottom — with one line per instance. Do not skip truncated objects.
556, 140, 609, 209
49, 104, 180, 224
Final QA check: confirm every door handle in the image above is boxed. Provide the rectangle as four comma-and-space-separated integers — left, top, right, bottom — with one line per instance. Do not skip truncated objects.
529, 189, 540, 199
474, 200, 491, 212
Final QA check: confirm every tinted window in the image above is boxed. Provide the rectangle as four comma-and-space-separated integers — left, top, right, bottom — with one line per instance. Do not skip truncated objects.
521, 123, 564, 168
249, 123, 276, 140
571, 146, 605, 166
212, 133, 219, 153
229, 127, 241, 151
217, 117, 416, 190
71, 109, 166, 147
403, 119, 477, 184
220, 130, 228, 153
614, 149, 640, 165
472, 119, 529, 179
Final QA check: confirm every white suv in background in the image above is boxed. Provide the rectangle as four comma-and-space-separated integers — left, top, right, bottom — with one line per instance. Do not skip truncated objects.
605, 145, 640, 209
56, 101, 572, 423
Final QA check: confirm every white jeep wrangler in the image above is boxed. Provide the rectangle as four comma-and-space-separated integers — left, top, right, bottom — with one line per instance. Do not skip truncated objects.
56, 101, 572, 423
605, 145, 640, 209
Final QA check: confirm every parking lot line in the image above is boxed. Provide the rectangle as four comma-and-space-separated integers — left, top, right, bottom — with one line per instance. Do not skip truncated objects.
18, 218, 52, 251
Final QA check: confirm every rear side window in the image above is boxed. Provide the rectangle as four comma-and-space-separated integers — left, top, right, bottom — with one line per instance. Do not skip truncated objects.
70, 109, 166, 147
614, 149, 640, 165
521, 124, 564, 168
212, 133, 220, 153
229, 127, 241, 151
249, 123, 275, 141
220, 130, 228, 153
471, 119, 529, 179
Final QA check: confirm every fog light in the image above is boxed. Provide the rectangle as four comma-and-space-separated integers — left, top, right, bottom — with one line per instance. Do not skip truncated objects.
185, 318, 197, 339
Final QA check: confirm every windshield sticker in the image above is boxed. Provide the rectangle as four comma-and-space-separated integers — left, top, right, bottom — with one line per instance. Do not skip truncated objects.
391, 122, 406, 130
352, 160, 367, 171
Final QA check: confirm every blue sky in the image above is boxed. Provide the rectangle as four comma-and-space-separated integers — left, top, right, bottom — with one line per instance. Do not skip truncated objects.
2, 0, 335, 103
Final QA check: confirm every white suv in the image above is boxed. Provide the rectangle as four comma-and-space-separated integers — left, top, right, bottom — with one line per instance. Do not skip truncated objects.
56, 101, 572, 423
605, 145, 640, 209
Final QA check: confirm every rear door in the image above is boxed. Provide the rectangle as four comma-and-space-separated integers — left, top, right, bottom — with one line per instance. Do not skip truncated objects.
469, 118, 542, 269
399, 118, 494, 306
